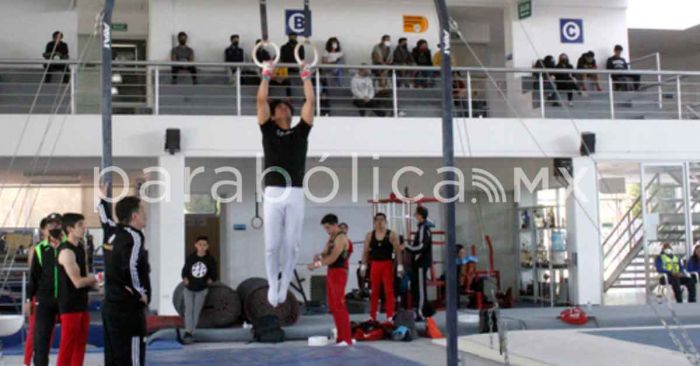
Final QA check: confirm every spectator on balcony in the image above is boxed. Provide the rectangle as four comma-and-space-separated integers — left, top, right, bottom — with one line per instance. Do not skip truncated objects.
225, 34, 244, 83
687, 244, 700, 274
281, 34, 303, 75
43, 31, 70, 83
371, 35, 393, 88
577, 51, 602, 92
412, 39, 433, 88
606, 45, 631, 91
453, 72, 468, 117
171, 32, 197, 84
322, 37, 345, 87
392, 37, 414, 88
554, 53, 579, 107
254, 39, 272, 63
351, 65, 387, 117
432, 43, 456, 67
655, 243, 696, 303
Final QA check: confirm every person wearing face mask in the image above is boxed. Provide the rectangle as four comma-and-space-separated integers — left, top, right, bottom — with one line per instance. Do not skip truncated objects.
322, 37, 344, 87
554, 53, 579, 107
225, 34, 244, 82
170, 31, 197, 84
371, 35, 393, 89
26, 213, 62, 366
655, 243, 696, 303
412, 40, 433, 88
392, 37, 414, 88
281, 33, 304, 75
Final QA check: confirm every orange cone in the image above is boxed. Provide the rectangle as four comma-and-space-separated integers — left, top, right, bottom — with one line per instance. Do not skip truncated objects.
425, 317, 444, 339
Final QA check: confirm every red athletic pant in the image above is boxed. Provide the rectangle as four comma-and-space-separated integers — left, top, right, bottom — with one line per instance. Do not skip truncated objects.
327, 268, 352, 344
370, 260, 395, 320
24, 299, 36, 366
57, 312, 90, 366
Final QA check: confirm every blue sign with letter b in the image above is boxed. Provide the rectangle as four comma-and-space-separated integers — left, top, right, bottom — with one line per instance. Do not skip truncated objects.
560, 18, 583, 44
286, 10, 312, 36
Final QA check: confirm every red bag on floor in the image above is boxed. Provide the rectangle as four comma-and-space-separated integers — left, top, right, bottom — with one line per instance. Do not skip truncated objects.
559, 307, 589, 325
352, 320, 393, 341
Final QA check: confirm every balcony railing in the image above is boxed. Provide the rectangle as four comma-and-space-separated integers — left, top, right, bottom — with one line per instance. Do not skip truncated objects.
0, 59, 699, 120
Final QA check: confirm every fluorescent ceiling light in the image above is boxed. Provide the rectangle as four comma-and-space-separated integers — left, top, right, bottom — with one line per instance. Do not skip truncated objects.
628, 0, 700, 30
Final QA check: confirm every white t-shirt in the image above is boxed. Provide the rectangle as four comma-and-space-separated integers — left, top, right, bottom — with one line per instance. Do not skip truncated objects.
323, 51, 344, 64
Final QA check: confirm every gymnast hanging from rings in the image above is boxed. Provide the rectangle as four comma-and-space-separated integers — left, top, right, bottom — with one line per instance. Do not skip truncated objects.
254, 0, 319, 307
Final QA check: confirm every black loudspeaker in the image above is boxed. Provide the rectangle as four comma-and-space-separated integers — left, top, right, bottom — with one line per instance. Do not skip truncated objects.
554, 158, 573, 178
165, 128, 181, 155
580, 132, 596, 156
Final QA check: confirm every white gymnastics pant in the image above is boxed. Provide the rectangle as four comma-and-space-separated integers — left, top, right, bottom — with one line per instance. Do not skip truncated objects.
263, 186, 305, 304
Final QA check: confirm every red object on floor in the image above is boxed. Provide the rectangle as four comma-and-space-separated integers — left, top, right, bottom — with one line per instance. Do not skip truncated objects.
559, 307, 589, 325
23, 299, 36, 366
425, 317, 444, 339
327, 268, 353, 344
369, 260, 395, 320
57, 312, 90, 366
146, 315, 184, 333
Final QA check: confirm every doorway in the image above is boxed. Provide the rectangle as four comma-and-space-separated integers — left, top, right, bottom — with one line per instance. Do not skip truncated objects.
185, 214, 221, 276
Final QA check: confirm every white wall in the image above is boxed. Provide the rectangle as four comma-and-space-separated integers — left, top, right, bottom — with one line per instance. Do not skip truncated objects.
509, 0, 629, 68
0, 0, 78, 60
77, 0, 149, 39
148, 0, 440, 64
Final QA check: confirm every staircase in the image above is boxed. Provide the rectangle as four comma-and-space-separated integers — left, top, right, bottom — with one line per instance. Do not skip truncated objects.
603, 172, 700, 293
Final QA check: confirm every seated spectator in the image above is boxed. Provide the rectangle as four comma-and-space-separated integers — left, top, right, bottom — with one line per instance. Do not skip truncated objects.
43, 31, 70, 83
606, 45, 630, 91
392, 37, 414, 88
225, 34, 244, 83
322, 37, 344, 87
655, 243, 696, 303
351, 65, 387, 117
577, 51, 602, 92
554, 53, 579, 107
687, 244, 700, 274
532, 58, 556, 106
371, 35, 392, 88
432, 43, 456, 67
453, 72, 468, 117
171, 32, 197, 84
180, 236, 217, 344
412, 39, 433, 88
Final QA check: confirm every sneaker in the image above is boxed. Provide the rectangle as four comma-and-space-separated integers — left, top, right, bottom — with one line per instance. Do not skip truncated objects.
568, 101, 574, 107
182, 332, 194, 345
335, 341, 351, 347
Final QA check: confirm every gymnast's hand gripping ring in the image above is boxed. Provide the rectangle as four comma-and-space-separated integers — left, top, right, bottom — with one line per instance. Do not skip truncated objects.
252, 40, 281, 68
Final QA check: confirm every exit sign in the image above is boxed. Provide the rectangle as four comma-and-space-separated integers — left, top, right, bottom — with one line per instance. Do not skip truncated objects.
518, 0, 532, 20
113, 23, 128, 32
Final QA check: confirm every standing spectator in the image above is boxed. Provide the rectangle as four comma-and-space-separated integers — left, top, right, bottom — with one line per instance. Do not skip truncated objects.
412, 40, 433, 88
322, 37, 345, 87
225, 34, 244, 82
577, 51, 602, 92
371, 35, 392, 88
554, 53, 578, 107
392, 37, 414, 88
351, 65, 387, 117
606, 45, 630, 91
171, 32, 197, 84
43, 31, 70, 83
180, 236, 217, 345
254, 39, 272, 63
280, 34, 303, 74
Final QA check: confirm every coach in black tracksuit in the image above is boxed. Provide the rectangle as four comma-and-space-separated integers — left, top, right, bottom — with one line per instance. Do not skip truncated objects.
101, 195, 151, 366
27, 213, 62, 366
406, 206, 432, 321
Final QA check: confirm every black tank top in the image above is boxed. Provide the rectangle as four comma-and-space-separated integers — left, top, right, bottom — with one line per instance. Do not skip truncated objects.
57, 241, 89, 313
370, 229, 394, 261
327, 233, 349, 269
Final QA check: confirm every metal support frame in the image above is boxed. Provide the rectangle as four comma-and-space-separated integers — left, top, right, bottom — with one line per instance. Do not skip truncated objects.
101, 0, 115, 197
392, 69, 399, 118
608, 74, 615, 119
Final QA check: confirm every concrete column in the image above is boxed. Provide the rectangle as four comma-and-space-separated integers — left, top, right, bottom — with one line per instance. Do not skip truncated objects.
565, 157, 602, 305
148, 154, 185, 315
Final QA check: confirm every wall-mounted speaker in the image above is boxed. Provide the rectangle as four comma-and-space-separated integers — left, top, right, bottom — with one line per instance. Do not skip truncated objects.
554, 158, 573, 178
165, 128, 181, 155
580, 132, 596, 156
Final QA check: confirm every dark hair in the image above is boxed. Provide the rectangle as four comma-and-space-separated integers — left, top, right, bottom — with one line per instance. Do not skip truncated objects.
381, 34, 390, 42
456, 244, 464, 253
415, 206, 429, 220
39, 218, 49, 230
417, 39, 427, 48
325, 37, 341, 53
52, 31, 62, 39
116, 196, 142, 224
374, 213, 387, 220
321, 213, 339, 225
61, 213, 85, 234
614, 44, 623, 52
195, 235, 209, 243
270, 100, 294, 116
398, 37, 407, 44
339, 222, 348, 228
231, 34, 239, 41
255, 38, 262, 45
178, 31, 187, 38
693, 245, 700, 262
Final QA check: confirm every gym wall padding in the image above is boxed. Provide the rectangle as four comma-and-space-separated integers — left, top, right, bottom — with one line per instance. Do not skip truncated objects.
236, 277, 300, 326
172, 282, 242, 328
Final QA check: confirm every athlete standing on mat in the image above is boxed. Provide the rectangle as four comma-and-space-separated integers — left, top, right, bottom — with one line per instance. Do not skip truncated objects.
308, 214, 353, 346
405, 206, 433, 321
101, 194, 150, 366
26, 213, 62, 366
257, 59, 315, 306
361, 213, 403, 321
56, 213, 97, 366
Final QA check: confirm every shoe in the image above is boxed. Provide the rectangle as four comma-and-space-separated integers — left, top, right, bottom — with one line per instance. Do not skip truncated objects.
277, 290, 288, 305
568, 101, 574, 107
335, 341, 350, 347
183, 332, 194, 345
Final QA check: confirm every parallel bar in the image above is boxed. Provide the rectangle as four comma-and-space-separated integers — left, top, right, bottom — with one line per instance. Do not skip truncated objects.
392, 69, 399, 117
433, 1, 458, 365
236, 67, 242, 116
608, 74, 615, 119
101, 0, 115, 197
466, 71, 473, 118
677, 75, 683, 120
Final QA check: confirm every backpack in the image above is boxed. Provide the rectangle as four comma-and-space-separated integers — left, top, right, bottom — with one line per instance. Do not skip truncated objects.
252, 314, 285, 343
393, 309, 416, 340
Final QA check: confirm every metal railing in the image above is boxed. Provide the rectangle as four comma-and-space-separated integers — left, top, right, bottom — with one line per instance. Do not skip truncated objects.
2, 58, 700, 120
